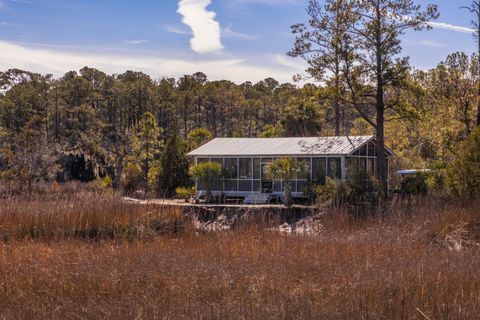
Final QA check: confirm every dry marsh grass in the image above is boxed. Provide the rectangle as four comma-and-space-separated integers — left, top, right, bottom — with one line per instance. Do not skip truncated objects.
0, 192, 189, 241
0, 191, 479, 319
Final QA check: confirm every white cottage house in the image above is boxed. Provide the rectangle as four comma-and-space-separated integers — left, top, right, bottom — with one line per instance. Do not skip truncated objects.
187, 136, 395, 204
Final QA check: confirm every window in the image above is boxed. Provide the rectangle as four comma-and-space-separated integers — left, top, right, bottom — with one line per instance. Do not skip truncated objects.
327, 158, 341, 179
224, 158, 237, 179
312, 158, 326, 183
239, 158, 252, 179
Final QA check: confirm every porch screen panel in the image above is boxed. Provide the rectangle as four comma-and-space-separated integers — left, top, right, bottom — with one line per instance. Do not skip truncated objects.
253, 158, 261, 179
359, 157, 366, 175
367, 158, 375, 176
225, 180, 238, 191
296, 157, 310, 179
198, 181, 207, 190
312, 157, 326, 184
213, 180, 223, 191
296, 180, 306, 193
252, 180, 261, 192
273, 180, 282, 192
239, 180, 252, 191
346, 157, 363, 181
211, 158, 224, 190
239, 158, 252, 179
327, 158, 341, 179
224, 158, 238, 179
345, 158, 353, 181
224, 158, 238, 192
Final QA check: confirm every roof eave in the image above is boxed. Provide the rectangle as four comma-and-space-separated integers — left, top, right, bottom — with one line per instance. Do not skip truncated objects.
187, 153, 350, 157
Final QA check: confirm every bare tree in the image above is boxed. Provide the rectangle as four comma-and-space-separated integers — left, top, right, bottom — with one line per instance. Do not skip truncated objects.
9, 128, 58, 194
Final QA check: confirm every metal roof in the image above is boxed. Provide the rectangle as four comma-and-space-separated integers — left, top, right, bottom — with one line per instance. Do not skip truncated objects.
187, 136, 378, 157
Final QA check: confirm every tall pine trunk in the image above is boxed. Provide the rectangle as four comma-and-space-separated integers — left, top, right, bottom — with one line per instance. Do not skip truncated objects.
113, 154, 124, 191
334, 57, 341, 136
334, 98, 340, 136
477, 31, 480, 127
375, 8, 388, 198
375, 53, 387, 197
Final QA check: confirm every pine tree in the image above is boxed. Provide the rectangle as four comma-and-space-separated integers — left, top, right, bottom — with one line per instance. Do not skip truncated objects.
130, 112, 163, 191
158, 133, 189, 196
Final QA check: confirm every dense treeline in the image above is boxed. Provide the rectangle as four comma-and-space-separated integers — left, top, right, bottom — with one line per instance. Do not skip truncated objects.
2, 0, 480, 196
0, 51, 478, 195
0, 68, 344, 194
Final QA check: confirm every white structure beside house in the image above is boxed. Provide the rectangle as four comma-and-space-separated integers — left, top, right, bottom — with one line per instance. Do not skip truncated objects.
187, 136, 395, 204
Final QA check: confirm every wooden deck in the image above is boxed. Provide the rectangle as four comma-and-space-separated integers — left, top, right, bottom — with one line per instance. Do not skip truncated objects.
122, 197, 316, 210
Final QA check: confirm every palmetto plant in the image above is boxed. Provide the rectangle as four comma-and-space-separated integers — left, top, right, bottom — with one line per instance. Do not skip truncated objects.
189, 161, 222, 203
266, 158, 306, 207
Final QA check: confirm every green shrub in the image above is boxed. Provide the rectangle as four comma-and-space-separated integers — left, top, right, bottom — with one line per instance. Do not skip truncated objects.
100, 175, 113, 189
315, 178, 353, 207
314, 172, 381, 208
122, 163, 143, 194
426, 169, 447, 192
89, 176, 114, 193
175, 186, 195, 202
401, 173, 428, 196
446, 128, 480, 198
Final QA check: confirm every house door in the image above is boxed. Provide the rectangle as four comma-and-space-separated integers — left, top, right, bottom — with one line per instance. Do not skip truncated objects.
261, 163, 272, 193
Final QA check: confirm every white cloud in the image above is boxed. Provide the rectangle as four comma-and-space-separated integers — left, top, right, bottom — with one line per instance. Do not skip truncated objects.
163, 25, 191, 35
419, 39, 444, 48
273, 54, 306, 71
429, 21, 474, 34
223, 24, 259, 40
124, 39, 149, 45
0, 40, 300, 83
177, 0, 223, 54
165, 23, 259, 41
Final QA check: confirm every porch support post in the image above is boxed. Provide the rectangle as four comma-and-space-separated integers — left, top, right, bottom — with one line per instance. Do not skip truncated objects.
195, 157, 199, 199
341, 156, 346, 182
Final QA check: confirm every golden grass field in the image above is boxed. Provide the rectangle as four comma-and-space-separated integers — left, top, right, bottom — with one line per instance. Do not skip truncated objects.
0, 190, 479, 319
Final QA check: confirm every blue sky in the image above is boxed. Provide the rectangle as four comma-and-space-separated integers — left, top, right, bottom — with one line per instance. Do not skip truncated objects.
0, 0, 477, 83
